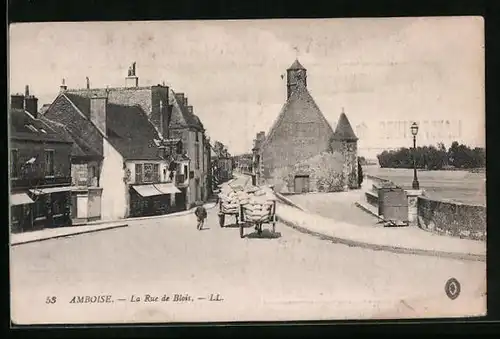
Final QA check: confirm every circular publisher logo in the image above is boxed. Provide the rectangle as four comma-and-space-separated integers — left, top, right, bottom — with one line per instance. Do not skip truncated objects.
445, 278, 461, 300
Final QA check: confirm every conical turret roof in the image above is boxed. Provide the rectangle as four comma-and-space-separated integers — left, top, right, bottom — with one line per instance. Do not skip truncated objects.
287, 59, 306, 70
332, 111, 358, 141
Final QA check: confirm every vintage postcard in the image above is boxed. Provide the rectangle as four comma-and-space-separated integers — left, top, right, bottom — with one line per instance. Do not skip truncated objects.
9, 17, 486, 325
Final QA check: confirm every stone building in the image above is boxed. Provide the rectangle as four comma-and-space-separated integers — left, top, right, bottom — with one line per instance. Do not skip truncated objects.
329, 110, 359, 190
10, 86, 74, 233
44, 75, 185, 220
255, 59, 359, 193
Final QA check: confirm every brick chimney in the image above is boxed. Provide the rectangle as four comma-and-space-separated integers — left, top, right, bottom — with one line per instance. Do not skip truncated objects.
60, 78, 67, 92
10, 94, 25, 109
125, 62, 139, 88
175, 93, 185, 105
25, 95, 39, 118
90, 93, 108, 136
23, 85, 39, 117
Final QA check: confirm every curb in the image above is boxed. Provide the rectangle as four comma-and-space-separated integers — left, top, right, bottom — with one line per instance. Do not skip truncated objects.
125, 202, 218, 223
11, 223, 128, 246
277, 216, 485, 262
274, 193, 306, 212
354, 201, 385, 222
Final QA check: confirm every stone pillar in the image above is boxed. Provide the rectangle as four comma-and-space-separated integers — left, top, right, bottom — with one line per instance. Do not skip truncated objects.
405, 189, 424, 226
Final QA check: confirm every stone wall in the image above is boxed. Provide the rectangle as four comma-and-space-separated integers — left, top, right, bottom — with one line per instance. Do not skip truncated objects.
345, 141, 358, 189
266, 152, 345, 193
417, 196, 486, 241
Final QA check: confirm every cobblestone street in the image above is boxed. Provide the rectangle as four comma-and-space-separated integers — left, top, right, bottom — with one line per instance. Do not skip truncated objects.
10, 206, 486, 324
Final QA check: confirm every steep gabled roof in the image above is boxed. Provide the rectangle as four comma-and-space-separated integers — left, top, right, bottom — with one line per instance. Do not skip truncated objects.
60, 92, 163, 161
9, 108, 73, 143
260, 87, 334, 150
40, 116, 102, 158
168, 89, 204, 130
331, 112, 358, 141
105, 103, 163, 160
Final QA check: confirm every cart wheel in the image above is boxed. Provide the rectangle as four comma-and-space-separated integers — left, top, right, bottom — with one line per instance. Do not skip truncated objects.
219, 214, 225, 227
239, 223, 244, 238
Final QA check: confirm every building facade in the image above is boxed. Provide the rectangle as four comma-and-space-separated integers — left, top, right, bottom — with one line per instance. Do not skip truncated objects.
255, 60, 359, 193
10, 87, 73, 233
168, 90, 211, 207
44, 74, 184, 220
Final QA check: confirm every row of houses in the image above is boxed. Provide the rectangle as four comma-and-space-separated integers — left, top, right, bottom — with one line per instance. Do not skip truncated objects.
9, 64, 215, 233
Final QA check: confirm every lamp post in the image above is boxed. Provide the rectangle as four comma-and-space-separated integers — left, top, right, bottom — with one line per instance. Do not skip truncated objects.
411, 122, 420, 190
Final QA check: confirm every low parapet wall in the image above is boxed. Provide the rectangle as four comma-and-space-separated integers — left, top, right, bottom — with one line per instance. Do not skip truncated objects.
417, 196, 486, 241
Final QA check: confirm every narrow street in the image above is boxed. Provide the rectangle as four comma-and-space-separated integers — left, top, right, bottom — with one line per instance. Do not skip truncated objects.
10, 205, 486, 324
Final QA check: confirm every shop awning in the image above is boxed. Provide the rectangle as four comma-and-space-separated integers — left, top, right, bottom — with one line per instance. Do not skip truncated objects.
29, 186, 72, 195
132, 185, 164, 197
10, 193, 34, 206
155, 183, 181, 194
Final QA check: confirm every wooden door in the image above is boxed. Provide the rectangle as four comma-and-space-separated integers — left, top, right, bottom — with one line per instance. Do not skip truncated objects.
294, 175, 310, 193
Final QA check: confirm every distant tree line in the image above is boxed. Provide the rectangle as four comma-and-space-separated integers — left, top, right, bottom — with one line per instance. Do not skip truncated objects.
377, 141, 485, 170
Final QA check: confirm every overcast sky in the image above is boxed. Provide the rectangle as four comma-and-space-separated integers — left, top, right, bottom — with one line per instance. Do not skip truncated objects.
9, 17, 484, 155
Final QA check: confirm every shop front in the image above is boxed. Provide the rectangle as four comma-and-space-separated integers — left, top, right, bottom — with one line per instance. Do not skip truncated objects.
28, 186, 72, 229
10, 192, 34, 233
129, 183, 182, 218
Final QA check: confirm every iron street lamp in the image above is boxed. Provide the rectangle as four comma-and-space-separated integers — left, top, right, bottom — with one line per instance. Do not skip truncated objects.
410, 122, 420, 190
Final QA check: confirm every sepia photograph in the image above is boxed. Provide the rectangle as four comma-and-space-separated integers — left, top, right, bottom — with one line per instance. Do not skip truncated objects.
8, 17, 486, 325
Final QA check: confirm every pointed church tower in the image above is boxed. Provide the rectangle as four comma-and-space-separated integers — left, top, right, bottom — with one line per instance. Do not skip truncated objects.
331, 109, 359, 190
287, 59, 307, 99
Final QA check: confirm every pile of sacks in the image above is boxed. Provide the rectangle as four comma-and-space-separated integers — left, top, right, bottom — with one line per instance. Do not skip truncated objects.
218, 182, 277, 222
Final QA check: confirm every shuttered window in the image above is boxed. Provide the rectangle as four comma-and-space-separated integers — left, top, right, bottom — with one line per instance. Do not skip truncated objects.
44, 149, 55, 177
135, 164, 143, 184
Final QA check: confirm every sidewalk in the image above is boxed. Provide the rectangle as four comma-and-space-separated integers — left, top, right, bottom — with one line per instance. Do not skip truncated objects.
275, 202, 486, 262
11, 221, 128, 246
11, 200, 219, 246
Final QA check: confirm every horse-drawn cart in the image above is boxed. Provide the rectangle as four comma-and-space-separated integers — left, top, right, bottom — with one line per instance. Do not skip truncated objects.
239, 200, 277, 238
218, 199, 241, 227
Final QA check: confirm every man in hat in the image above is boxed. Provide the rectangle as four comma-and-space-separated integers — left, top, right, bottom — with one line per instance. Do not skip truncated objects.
194, 201, 208, 230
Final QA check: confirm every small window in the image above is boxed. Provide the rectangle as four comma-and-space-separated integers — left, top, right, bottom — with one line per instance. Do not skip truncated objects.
153, 164, 159, 182
143, 163, 154, 183
44, 150, 55, 177
135, 164, 143, 184
195, 132, 199, 142
10, 149, 19, 178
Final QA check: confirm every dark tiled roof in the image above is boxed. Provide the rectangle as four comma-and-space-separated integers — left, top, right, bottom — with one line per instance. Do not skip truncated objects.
105, 103, 163, 160
39, 104, 51, 115
41, 117, 102, 158
9, 108, 73, 143
261, 87, 334, 150
64, 92, 92, 118
44, 94, 104, 157
62, 93, 163, 160
65, 87, 153, 117
288, 59, 306, 70
169, 89, 204, 130
331, 112, 358, 141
